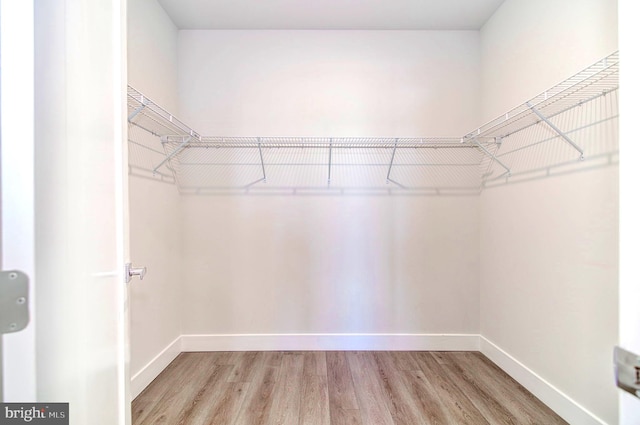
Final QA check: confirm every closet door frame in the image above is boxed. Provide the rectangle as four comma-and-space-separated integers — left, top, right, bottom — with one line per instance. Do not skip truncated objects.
619, 0, 640, 422
0, 0, 37, 402
3, 1, 131, 423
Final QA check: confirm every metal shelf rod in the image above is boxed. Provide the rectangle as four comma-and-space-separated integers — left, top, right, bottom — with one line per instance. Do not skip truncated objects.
328, 138, 332, 184
128, 98, 148, 122
257, 138, 266, 182
527, 102, 584, 159
153, 136, 191, 173
472, 139, 511, 176
386, 138, 398, 183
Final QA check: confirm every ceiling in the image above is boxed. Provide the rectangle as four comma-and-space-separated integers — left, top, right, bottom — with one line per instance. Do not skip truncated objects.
156, 0, 506, 30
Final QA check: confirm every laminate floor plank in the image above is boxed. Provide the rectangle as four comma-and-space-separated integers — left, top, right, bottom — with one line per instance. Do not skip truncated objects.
268, 353, 304, 425
372, 352, 428, 425
136, 353, 221, 425
228, 351, 263, 383
304, 351, 327, 377
233, 361, 279, 425
300, 374, 331, 425
202, 382, 251, 425
400, 369, 450, 425
346, 352, 395, 425
327, 408, 362, 425
388, 351, 421, 371
438, 360, 519, 425
450, 352, 567, 424
412, 352, 491, 425
132, 351, 569, 425
173, 364, 234, 425
326, 352, 362, 425
131, 353, 194, 423
326, 352, 359, 410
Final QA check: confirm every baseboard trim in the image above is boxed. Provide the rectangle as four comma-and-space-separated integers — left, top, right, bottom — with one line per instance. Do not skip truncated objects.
181, 333, 481, 352
480, 337, 608, 425
130, 336, 182, 399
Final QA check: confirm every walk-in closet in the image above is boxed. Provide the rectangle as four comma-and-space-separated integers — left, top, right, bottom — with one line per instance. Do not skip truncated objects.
126, 0, 619, 423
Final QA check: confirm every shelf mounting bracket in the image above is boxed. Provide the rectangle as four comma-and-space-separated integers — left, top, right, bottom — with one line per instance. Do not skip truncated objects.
153, 135, 192, 174
257, 137, 266, 182
386, 138, 398, 183
328, 138, 333, 185
527, 102, 584, 160
128, 98, 148, 122
471, 138, 511, 177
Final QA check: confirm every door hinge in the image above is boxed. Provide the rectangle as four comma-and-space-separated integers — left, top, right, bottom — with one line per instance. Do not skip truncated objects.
0, 270, 29, 334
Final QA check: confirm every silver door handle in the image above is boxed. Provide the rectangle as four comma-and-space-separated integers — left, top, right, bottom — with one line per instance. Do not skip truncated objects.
125, 263, 147, 283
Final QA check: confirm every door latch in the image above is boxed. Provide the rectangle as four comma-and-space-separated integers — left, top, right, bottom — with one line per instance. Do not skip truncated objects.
615, 346, 640, 398
0, 270, 29, 334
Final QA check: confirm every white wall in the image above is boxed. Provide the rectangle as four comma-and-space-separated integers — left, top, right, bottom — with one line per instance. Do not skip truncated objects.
480, 0, 618, 121
128, 0, 178, 110
127, 0, 182, 390
181, 195, 480, 336
177, 31, 482, 338
479, 1, 619, 423
178, 30, 480, 136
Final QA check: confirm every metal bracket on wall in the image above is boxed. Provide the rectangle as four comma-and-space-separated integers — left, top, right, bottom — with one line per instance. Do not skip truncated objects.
386, 138, 398, 184
527, 102, 585, 160
154, 135, 192, 174
257, 137, 267, 182
0, 271, 29, 335
328, 138, 333, 185
469, 137, 511, 177
615, 346, 640, 399
127, 97, 148, 122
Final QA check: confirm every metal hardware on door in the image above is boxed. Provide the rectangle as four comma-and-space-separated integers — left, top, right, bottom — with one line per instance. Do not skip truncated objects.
615, 346, 640, 398
125, 263, 147, 283
0, 270, 30, 335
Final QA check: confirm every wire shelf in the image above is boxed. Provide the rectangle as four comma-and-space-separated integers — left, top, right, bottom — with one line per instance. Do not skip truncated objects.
127, 51, 619, 195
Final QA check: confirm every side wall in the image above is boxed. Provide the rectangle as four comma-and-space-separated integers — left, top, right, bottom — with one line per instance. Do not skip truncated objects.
127, 0, 182, 397
479, 1, 619, 424
177, 31, 482, 344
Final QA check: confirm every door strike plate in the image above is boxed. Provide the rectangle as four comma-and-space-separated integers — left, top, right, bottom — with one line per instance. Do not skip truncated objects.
615, 346, 640, 398
0, 270, 30, 334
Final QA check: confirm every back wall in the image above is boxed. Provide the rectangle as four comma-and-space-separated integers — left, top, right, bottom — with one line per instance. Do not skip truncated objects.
176, 30, 482, 339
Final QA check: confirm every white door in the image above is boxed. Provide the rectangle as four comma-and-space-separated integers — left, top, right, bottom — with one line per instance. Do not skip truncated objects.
1, 0, 37, 402
2, 1, 131, 424
619, 0, 640, 422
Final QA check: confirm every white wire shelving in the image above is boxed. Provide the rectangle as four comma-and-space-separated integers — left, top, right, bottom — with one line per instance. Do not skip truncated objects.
127, 51, 619, 195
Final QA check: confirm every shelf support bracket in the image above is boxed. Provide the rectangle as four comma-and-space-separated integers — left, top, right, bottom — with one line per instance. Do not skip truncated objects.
127, 98, 148, 122
472, 138, 511, 176
328, 138, 333, 185
153, 136, 191, 174
386, 138, 398, 183
527, 102, 584, 160
257, 138, 266, 182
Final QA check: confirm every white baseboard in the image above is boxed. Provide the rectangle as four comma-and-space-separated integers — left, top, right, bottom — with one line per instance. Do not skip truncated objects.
130, 336, 182, 399
480, 337, 608, 425
180, 333, 480, 352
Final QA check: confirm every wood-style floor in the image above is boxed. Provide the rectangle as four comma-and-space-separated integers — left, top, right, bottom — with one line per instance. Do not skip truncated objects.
132, 351, 568, 425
